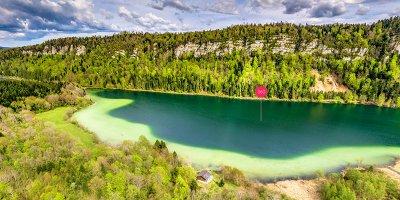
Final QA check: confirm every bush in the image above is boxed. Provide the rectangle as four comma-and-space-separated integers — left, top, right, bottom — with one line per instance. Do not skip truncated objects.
24, 96, 51, 112
321, 169, 400, 200
322, 179, 356, 200
9, 84, 91, 112
220, 166, 247, 186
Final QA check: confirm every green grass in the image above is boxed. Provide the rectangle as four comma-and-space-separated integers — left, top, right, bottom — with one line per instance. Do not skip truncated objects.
37, 107, 96, 148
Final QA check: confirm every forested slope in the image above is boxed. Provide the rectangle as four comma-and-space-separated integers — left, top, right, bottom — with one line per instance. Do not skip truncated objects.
0, 106, 285, 199
1, 17, 400, 106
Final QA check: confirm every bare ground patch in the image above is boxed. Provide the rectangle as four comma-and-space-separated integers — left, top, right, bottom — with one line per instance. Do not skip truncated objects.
310, 69, 348, 93
266, 179, 323, 200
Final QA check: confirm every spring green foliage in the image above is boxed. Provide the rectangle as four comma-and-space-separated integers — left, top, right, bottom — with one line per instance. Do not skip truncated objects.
0, 78, 62, 107
0, 106, 282, 199
1, 18, 399, 107
321, 169, 400, 200
220, 166, 247, 186
2, 82, 91, 112
37, 107, 97, 148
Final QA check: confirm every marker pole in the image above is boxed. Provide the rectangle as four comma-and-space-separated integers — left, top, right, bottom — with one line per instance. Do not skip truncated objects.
260, 100, 262, 121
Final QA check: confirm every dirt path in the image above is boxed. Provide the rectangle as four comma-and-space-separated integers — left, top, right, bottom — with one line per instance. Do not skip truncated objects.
266, 160, 400, 200
266, 179, 323, 200
377, 160, 400, 184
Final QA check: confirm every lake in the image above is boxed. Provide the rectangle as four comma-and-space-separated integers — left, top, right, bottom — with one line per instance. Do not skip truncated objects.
74, 89, 400, 180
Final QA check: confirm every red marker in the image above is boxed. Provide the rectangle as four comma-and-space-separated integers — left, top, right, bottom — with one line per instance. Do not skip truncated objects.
256, 86, 268, 98
255, 86, 268, 121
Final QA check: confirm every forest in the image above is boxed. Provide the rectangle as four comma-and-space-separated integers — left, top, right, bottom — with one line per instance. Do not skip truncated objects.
0, 78, 62, 107
1, 17, 400, 199
0, 82, 398, 199
0, 97, 284, 199
0, 17, 399, 107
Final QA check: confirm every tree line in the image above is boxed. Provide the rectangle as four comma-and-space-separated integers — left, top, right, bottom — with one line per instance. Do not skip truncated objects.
0, 17, 399, 107
0, 78, 62, 107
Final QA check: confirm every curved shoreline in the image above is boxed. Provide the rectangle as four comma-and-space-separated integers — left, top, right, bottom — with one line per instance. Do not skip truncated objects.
84, 87, 399, 109
74, 89, 400, 180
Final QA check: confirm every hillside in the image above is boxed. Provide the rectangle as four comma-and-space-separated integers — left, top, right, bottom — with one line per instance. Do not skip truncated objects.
0, 17, 400, 107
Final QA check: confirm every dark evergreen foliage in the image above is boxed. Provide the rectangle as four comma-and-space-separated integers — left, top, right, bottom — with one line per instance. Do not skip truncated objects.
0, 79, 62, 106
0, 18, 399, 106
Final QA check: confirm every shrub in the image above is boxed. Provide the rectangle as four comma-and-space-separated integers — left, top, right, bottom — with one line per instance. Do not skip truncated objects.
321, 169, 400, 200
220, 166, 247, 186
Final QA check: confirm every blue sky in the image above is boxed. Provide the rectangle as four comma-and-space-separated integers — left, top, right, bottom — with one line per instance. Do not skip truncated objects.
0, 0, 399, 47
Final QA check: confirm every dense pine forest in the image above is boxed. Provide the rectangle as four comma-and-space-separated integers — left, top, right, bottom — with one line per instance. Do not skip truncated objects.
1, 17, 399, 107
0, 78, 62, 107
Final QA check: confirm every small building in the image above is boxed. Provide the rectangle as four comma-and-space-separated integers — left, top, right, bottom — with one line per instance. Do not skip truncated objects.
197, 170, 213, 183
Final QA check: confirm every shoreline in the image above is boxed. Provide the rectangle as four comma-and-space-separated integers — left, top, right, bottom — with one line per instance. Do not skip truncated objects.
253, 156, 400, 183
35, 102, 400, 185
266, 159, 400, 200
84, 86, 397, 109
74, 90, 400, 183
67, 102, 400, 185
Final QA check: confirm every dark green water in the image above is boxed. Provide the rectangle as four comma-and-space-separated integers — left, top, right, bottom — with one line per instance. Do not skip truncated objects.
95, 90, 400, 159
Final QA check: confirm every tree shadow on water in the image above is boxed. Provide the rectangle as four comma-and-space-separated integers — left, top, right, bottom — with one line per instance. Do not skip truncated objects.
95, 89, 400, 159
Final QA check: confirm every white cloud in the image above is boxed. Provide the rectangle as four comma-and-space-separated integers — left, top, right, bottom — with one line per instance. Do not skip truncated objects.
118, 6, 139, 21
150, 0, 192, 11
0, 30, 26, 39
282, 0, 313, 14
1, 0, 398, 47
356, 4, 370, 15
118, 6, 183, 32
0, 0, 111, 40
100, 9, 114, 19
389, 7, 400, 17
207, 0, 239, 15
249, 0, 282, 8
310, 1, 347, 18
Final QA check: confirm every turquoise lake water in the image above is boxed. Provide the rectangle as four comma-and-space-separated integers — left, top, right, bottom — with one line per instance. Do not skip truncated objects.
74, 89, 400, 179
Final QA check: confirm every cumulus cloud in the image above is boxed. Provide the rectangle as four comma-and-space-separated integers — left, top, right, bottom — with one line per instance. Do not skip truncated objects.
0, 0, 111, 40
207, 0, 239, 15
249, 0, 354, 16
248, 0, 282, 8
389, 7, 400, 17
118, 6, 182, 31
0, 30, 32, 41
100, 9, 114, 19
150, 0, 192, 11
118, 6, 139, 21
356, 4, 370, 15
310, 2, 347, 18
282, 0, 313, 14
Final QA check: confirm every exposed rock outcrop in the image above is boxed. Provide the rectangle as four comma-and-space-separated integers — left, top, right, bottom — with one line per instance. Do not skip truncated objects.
310, 69, 349, 93
173, 36, 370, 58
23, 45, 87, 56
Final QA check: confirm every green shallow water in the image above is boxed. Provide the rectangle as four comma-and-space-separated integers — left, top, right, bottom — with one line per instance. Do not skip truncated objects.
74, 89, 400, 179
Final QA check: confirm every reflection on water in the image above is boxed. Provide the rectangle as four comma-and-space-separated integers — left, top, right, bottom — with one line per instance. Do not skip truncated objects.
95, 90, 400, 158
74, 89, 400, 179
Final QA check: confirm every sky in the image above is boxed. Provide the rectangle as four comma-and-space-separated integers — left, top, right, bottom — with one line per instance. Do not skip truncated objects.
0, 0, 399, 47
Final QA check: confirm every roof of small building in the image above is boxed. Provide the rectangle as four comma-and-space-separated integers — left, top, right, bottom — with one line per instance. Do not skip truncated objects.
197, 170, 212, 179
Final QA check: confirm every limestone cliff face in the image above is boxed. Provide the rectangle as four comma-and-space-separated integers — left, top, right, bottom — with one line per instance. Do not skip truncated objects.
390, 36, 400, 54
13, 19, 400, 58
22, 45, 86, 56
18, 35, 399, 58
172, 34, 381, 58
